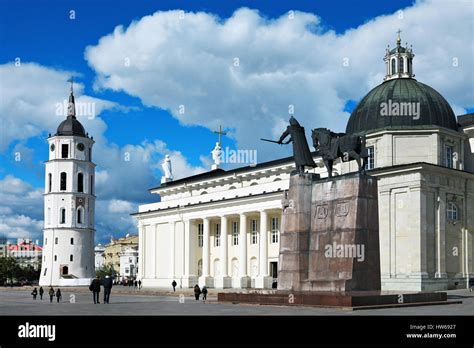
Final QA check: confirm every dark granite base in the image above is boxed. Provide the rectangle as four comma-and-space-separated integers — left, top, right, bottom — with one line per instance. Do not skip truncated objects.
217, 291, 459, 309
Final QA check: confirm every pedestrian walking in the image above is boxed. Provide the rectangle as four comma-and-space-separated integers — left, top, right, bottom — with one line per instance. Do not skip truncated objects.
193, 284, 201, 300
103, 275, 113, 304
138, 279, 142, 289
202, 286, 208, 301
134, 280, 138, 288
56, 288, 62, 303
31, 287, 38, 300
172, 280, 177, 292
48, 287, 54, 303
39, 286, 44, 300
89, 276, 101, 304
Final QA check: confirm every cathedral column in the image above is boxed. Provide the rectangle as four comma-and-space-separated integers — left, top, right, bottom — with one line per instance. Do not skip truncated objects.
215, 215, 231, 288
182, 219, 197, 288
255, 210, 272, 288
236, 213, 250, 288
137, 222, 144, 280
199, 217, 213, 287
169, 221, 176, 279
435, 190, 447, 284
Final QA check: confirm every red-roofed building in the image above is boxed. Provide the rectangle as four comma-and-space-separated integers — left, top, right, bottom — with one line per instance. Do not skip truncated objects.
5, 238, 43, 270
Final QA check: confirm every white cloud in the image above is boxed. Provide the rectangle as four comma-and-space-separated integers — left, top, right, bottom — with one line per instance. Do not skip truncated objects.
108, 199, 134, 213
0, 175, 44, 240
0, 62, 117, 151
85, 1, 473, 161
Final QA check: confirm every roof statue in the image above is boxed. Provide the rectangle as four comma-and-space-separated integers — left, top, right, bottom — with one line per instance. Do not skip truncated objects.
161, 154, 173, 184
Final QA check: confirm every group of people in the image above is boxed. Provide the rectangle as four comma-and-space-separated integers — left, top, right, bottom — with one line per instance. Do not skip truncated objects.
171, 280, 208, 301
119, 278, 142, 288
31, 286, 62, 303
193, 284, 208, 301
89, 275, 113, 304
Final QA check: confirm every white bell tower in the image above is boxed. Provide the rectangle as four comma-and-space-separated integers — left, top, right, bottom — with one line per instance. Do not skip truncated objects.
39, 81, 96, 286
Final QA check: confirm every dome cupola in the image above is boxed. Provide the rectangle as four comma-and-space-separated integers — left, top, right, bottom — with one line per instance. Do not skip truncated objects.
383, 30, 415, 81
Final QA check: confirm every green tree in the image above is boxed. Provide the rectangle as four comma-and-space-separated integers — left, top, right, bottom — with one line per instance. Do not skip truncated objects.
0, 257, 20, 285
96, 264, 116, 279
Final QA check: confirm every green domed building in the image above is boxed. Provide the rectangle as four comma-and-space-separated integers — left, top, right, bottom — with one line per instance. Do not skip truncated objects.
339, 34, 474, 291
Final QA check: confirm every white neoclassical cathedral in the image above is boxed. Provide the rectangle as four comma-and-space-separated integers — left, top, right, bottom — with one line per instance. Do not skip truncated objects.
39, 85, 96, 286
134, 35, 474, 291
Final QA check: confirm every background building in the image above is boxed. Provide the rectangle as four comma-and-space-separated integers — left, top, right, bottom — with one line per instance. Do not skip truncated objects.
119, 247, 139, 280
4, 238, 42, 270
134, 36, 474, 291
94, 244, 105, 270
104, 234, 138, 278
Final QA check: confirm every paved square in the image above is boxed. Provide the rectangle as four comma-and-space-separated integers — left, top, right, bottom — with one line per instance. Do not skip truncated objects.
0, 288, 472, 315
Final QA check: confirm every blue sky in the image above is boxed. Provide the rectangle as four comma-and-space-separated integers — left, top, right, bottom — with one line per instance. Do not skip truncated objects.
0, 0, 472, 244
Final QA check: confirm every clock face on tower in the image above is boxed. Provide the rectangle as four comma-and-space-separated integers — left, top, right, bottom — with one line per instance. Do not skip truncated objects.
77, 143, 85, 151
50, 144, 55, 152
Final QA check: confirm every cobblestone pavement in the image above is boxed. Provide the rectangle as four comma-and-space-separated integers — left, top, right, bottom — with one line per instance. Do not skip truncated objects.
0, 288, 472, 315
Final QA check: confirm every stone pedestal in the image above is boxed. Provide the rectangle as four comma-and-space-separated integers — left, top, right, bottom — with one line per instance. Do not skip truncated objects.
278, 172, 381, 292
278, 172, 315, 291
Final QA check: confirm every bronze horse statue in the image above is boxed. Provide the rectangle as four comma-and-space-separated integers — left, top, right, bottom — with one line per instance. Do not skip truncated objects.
311, 128, 368, 177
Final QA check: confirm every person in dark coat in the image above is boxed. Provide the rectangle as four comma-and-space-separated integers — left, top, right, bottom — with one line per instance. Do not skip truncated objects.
277, 116, 316, 174
138, 279, 142, 289
56, 288, 62, 303
31, 287, 38, 300
103, 275, 113, 304
193, 284, 201, 300
39, 286, 44, 300
201, 286, 208, 301
89, 276, 101, 304
48, 287, 54, 303
172, 280, 177, 292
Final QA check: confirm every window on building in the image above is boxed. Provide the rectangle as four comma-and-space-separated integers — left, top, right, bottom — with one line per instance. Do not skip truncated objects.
197, 223, 203, 247
54, 255, 57, 261
365, 146, 375, 170
45, 238, 47, 245
125, 268, 129, 274
60, 208, 66, 224
61, 144, 69, 159
48, 173, 52, 192
70, 254, 73, 262
391, 58, 396, 74
43, 268, 47, 276
89, 148, 92, 161
60, 172, 67, 191
55, 237, 58, 244
399, 57, 404, 73
232, 221, 239, 246
47, 208, 51, 225
215, 223, 221, 247
70, 238, 74, 245
408, 58, 412, 74
78, 173, 84, 192
251, 219, 258, 244
90, 175, 94, 194
447, 202, 458, 220
271, 217, 279, 243
444, 145, 454, 168
77, 208, 82, 224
